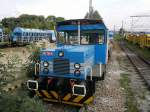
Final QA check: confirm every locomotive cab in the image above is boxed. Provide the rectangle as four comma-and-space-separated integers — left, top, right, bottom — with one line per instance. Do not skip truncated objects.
27, 19, 108, 106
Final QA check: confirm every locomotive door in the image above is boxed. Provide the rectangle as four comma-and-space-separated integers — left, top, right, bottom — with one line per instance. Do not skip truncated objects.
92, 31, 107, 64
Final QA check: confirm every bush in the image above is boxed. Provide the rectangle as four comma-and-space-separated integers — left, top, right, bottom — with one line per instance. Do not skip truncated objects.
0, 93, 47, 112
24, 44, 40, 78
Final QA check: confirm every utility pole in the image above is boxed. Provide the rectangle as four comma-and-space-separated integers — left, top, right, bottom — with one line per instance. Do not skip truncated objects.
121, 20, 124, 37
89, 0, 92, 13
89, 0, 93, 19
121, 20, 124, 29
113, 25, 116, 34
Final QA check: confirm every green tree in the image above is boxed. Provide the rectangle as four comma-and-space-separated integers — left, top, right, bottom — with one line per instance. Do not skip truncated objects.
119, 28, 125, 36
46, 16, 65, 29
0, 22, 2, 28
4, 27, 11, 34
84, 10, 102, 19
56, 17, 65, 22
46, 15, 56, 22
92, 10, 102, 19
1, 14, 65, 32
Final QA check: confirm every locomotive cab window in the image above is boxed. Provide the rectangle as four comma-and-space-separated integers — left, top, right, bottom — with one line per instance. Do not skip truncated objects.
57, 30, 105, 45
80, 30, 105, 45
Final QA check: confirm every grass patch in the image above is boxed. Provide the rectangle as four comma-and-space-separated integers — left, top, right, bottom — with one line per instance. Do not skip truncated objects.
0, 92, 47, 112
125, 41, 150, 60
0, 42, 9, 46
119, 74, 139, 112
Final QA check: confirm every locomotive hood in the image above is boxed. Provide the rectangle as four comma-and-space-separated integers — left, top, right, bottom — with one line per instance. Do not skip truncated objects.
40, 45, 95, 80
40, 45, 95, 65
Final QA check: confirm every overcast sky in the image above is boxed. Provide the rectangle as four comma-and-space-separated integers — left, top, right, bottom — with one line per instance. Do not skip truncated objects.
0, 0, 150, 30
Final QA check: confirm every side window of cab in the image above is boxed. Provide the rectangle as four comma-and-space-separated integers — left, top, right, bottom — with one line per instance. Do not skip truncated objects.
96, 34, 104, 44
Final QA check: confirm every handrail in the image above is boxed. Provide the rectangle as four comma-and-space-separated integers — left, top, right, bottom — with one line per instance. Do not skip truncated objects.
35, 62, 40, 75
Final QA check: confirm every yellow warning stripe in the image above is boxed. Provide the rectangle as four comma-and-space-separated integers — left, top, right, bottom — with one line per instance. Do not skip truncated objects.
37, 90, 93, 106
73, 95, 84, 103
63, 93, 72, 101
84, 96, 94, 104
43, 98, 83, 107
50, 91, 58, 99
41, 90, 52, 98
35, 91, 42, 97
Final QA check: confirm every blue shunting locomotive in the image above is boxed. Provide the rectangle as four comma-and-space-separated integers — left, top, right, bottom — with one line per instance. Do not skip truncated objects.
11, 27, 54, 45
27, 19, 109, 106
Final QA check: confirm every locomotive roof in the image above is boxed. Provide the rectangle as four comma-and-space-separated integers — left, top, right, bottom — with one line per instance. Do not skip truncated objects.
56, 19, 107, 31
13, 27, 52, 33
57, 19, 104, 25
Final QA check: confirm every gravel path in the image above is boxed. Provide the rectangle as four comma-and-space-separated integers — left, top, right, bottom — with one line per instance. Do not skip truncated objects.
87, 42, 126, 112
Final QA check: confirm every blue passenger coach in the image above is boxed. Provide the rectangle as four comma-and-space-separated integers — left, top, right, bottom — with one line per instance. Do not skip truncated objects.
27, 19, 108, 106
0, 28, 3, 42
11, 27, 53, 45
109, 31, 114, 40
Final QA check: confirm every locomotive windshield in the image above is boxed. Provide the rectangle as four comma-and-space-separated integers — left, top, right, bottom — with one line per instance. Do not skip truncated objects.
57, 30, 105, 45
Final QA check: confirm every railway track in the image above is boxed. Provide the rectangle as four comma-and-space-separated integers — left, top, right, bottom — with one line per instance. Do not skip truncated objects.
120, 41, 150, 90
125, 42, 150, 65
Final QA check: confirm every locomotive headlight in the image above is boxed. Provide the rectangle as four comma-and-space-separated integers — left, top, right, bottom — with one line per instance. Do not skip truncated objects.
43, 61, 49, 67
74, 70, 81, 77
74, 63, 80, 69
58, 51, 64, 57
43, 68, 49, 74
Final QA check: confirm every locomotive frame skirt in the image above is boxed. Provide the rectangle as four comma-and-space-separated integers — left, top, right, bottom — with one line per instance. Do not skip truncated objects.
35, 90, 94, 107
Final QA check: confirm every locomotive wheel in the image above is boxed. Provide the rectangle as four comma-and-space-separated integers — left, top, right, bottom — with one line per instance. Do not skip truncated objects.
86, 80, 96, 95
100, 70, 106, 80
100, 65, 106, 81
